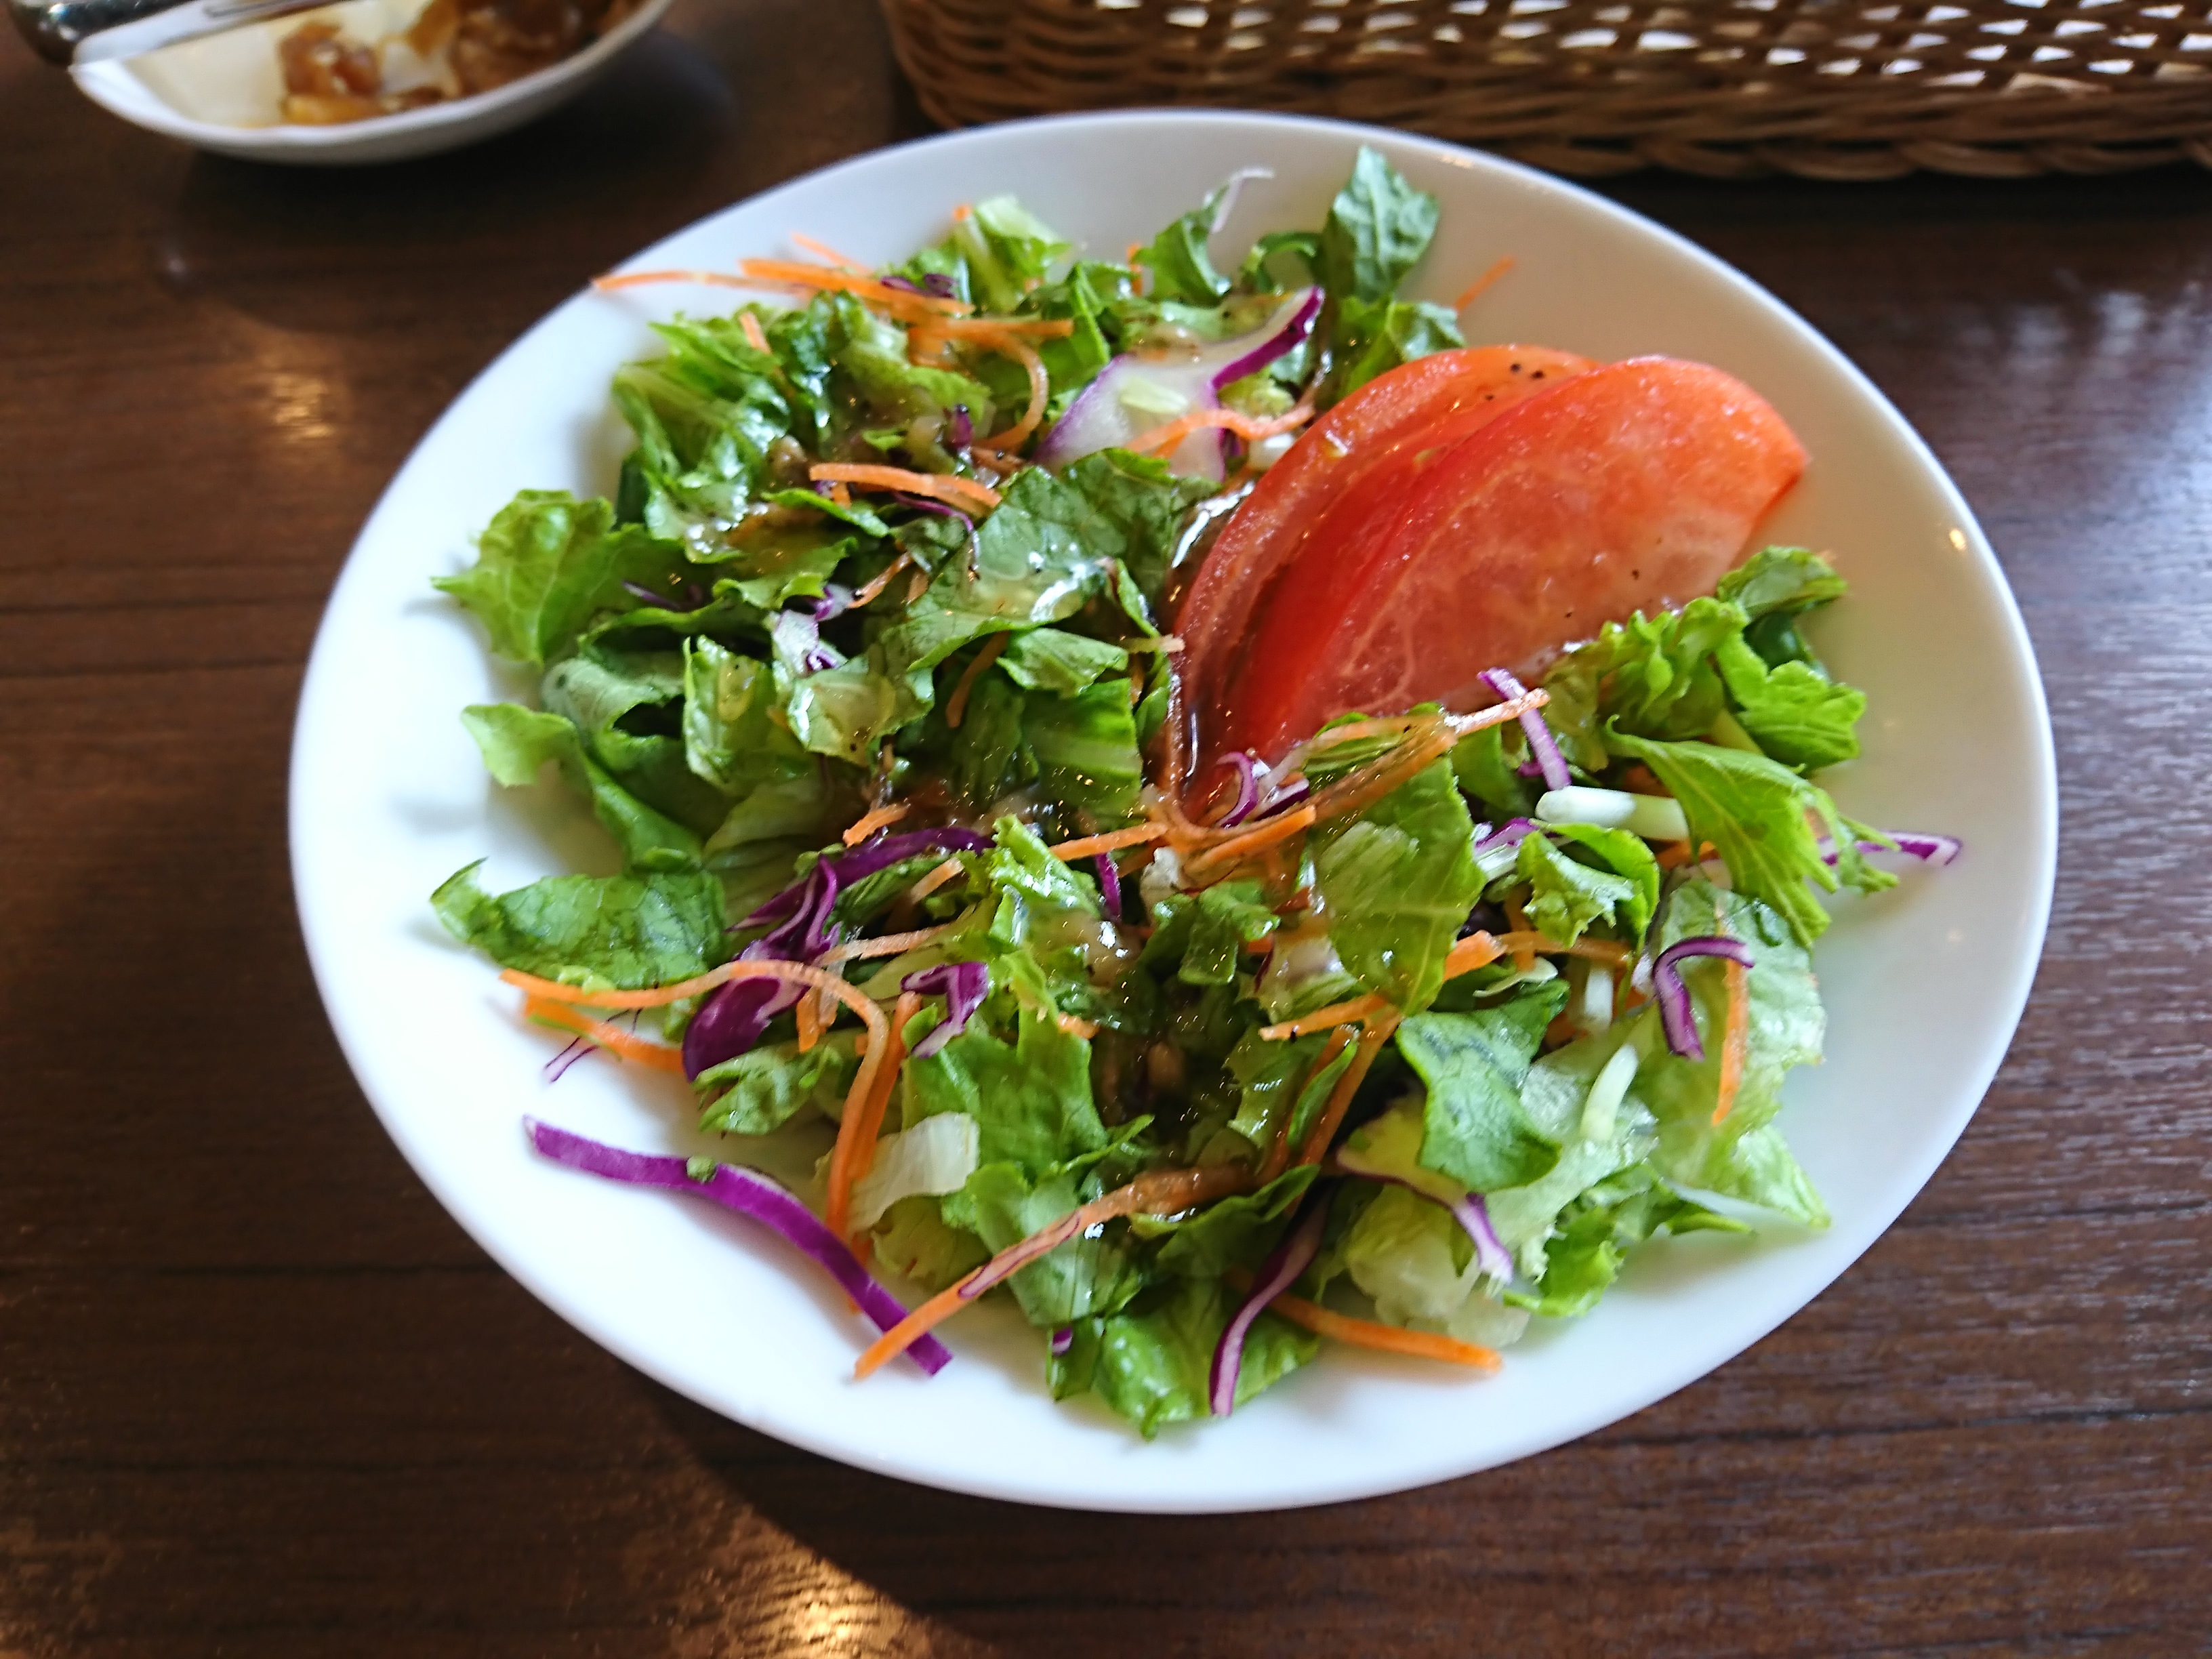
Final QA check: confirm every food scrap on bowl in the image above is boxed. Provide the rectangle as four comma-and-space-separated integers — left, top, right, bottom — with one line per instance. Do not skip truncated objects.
276, 0, 639, 124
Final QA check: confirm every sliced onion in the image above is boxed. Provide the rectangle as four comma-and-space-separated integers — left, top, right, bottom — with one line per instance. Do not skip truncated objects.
1579, 1036, 1641, 1143
525, 1118, 952, 1375
1258, 775, 1311, 817
1209, 285, 1322, 392
902, 960, 989, 1059
1033, 287, 1319, 483
1448, 1194, 1515, 1284
1208, 1200, 1327, 1416
1216, 750, 1263, 827
1536, 786, 1690, 844
1651, 936, 1756, 1061
1049, 1325, 1074, 1357
944, 404, 974, 449
1819, 830, 1962, 867
1473, 817, 1541, 880
1478, 666, 1571, 792
771, 609, 838, 675
1093, 852, 1124, 923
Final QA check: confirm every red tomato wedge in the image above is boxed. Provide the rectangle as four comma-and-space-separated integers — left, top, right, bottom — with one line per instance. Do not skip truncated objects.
1218, 356, 1807, 764
1172, 344, 1597, 748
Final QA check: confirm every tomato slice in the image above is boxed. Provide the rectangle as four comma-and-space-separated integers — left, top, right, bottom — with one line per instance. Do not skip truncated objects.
1172, 345, 1597, 757
1221, 356, 1807, 762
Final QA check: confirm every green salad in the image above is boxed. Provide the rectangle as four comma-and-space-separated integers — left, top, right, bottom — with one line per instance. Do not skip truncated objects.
432, 150, 1952, 1437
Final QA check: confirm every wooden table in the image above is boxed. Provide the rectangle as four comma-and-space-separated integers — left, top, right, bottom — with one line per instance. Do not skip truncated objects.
5, 2, 2208, 1650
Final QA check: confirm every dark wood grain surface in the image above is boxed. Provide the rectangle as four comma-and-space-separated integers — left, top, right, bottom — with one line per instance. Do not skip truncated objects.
5, 3, 2209, 1651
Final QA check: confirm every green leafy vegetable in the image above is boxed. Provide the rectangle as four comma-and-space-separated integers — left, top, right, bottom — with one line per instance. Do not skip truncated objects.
1605, 731, 1893, 945
432, 863, 725, 988
1397, 979, 1568, 1192
1314, 756, 1482, 1010
435, 493, 689, 668
696, 1033, 859, 1135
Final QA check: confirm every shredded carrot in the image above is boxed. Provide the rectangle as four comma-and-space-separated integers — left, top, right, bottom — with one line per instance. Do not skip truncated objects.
1226, 1273, 1502, 1372
905, 857, 966, 905
809, 462, 1000, 513
943, 632, 1009, 730
790, 232, 867, 271
522, 997, 685, 1073
814, 920, 966, 970
738, 311, 769, 352
1049, 823, 1168, 862
855, 1164, 1251, 1377
1258, 994, 1392, 1041
826, 990, 922, 1240
1122, 401, 1315, 463
1656, 840, 1717, 871
1504, 896, 1536, 971
953, 203, 973, 222
832, 986, 916, 1247
1712, 958, 1750, 1127
1443, 930, 1502, 981
735, 258, 970, 318
979, 333, 1049, 451
1490, 930, 1634, 970
1185, 804, 1318, 877
1260, 1025, 1355, 1182
851, 553, 914, 608
1296, 1012, 1399, 1167
503, 958, 876, 1017
795, 986, 823, 1054
1454, 255, 1516, 312
825, 480, 853, 509
592, 269, 756, 294
1125, 241, 1143, 264
1300, 719, 1459, 830
842, 801, 912, 846
1057, 1013, 1100, 1039
920, 316, 1076, 340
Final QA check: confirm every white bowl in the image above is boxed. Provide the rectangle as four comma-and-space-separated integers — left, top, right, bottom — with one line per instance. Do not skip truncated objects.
290, 111, 2056, 1512
70, 0, 672, 165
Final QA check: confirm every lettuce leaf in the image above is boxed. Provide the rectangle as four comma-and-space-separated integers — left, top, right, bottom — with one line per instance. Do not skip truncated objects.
695, 1032, 858, 1136
1134, 182, 1235, 306
1331, 295, 1463, 401
998, 628, 1130, 695
1626, 881, 1830, 1223
872, 1193, 989, 1292
1135, 1165, 1318, 1277
1314, 756, 1482, 1010
1023, 680, 1144, 824
431, 863, 725, 989
1397, 978, 1568, 1193
1516, 823, 1658, 947
434, 492, 689, 668
1604, 731, 1892, 945
943, 1162, 1145, 1328
1713, 634, 1866, 771
903, 990, 1107, 1175
1224, 1025, 1359, 1155
459, 703, 702, 873
1506, 1161, 1747, 1318
1317, 146, 1440, 307
1082, 1277, 1316, 1439
1540, 596, 1746, 773
680, 636, 812, 794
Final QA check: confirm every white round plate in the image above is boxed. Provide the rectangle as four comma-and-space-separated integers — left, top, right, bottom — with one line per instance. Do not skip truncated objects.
72, 0, 672, 165
291, 111, 2055, 1513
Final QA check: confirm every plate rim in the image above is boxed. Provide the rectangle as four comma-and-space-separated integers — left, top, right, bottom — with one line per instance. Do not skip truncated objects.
289, 108, 2058, 1513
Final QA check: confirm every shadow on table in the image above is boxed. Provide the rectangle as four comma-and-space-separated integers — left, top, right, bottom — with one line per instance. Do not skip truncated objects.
636, 1372, 1404, 1656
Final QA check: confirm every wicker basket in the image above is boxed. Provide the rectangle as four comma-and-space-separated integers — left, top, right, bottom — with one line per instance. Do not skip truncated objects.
880, 0, 2212, 177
